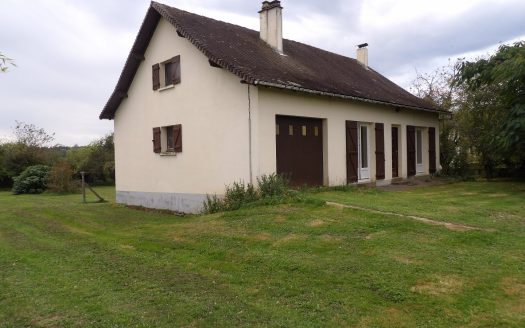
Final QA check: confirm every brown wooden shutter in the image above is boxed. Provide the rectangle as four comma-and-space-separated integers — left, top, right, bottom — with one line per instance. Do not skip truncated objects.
407, 125, 416, 177
375, 123, 385, 180
428, 127, 436, 174
171, 55, 181, 85
152, 127, 161, 153
152, 64, 160, 90
173, 124, 182, 152
346, 121, 358, 183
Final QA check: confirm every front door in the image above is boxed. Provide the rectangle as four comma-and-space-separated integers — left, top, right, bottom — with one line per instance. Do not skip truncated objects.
276, 115, 323, 186
392, 126, 399, 178
358, 124, 370, 180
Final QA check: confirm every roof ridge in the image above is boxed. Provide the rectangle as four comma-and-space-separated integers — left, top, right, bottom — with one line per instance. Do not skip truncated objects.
153, 2, 365, 68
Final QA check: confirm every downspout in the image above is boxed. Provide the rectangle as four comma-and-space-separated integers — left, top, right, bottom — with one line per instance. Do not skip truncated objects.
247, 85, 253, 184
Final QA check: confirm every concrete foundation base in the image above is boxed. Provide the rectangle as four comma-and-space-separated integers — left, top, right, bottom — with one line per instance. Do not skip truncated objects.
116, 191, 208, 214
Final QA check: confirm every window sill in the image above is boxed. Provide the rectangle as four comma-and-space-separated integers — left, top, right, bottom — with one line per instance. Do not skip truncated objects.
160, 152, 177, 157
158, 84, 174, 92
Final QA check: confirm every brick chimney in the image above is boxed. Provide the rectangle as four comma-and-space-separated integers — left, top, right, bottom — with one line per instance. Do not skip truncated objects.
357, 43, 369, 68
259, 1, 283, 53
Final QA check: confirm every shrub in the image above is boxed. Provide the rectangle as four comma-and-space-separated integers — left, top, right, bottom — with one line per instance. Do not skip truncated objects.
202, 174, 290, 214
12, 165, 50, 194
223, 181, 258, 211
203, 194, 224, 214
47, 161, 79, 193
257, 173, 289, 198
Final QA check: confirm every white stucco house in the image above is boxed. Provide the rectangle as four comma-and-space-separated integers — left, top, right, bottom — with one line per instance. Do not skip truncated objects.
100, 1, 443, 213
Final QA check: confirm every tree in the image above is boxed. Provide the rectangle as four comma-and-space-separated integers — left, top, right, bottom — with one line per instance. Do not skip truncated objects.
411, 59, 461, 110
410, 60, 470, 176
0, 122, 56, 185
13, 121, 55, 147
454, 41, 525, 176
0, 52, 16, 72
65, 134, 115, 185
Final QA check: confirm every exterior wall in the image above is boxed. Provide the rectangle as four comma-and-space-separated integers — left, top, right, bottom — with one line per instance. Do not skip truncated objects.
254, 88, 440, 186
113, 18, 440, 213
113, 18, 251, 213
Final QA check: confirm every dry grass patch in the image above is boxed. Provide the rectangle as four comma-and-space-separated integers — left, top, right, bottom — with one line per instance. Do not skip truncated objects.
499, 277, 525, 320
357, 307, 414, 328
172, 220, 246, 238
501, 277, 525, 296
365, 230, 387, 240
488, 193, 509, 198
272, 233, 307, 246
318, 234, 343, 242
308, 219, 325, 227
391, 255, 421, 265
252, 232, 272, 241
31, 313, 65, 327
63, 225, 93, 236
411, 275, 464, 296
274, 215, 286, 223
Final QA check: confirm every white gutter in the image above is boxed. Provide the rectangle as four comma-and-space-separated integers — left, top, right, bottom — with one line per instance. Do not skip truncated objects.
254, 80, 444, 114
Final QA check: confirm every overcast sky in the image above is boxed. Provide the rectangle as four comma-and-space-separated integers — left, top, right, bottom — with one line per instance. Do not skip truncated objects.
1, 0, 524, 146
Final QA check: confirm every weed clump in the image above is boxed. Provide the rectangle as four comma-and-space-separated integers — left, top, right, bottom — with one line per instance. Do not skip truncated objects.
203, 173, 291, 214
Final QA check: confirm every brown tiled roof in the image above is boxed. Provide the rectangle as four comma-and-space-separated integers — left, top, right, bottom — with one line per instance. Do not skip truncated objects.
100, 1, 439, 119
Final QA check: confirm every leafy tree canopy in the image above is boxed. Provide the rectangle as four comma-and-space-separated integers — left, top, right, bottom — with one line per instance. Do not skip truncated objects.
454, 42, 525, 164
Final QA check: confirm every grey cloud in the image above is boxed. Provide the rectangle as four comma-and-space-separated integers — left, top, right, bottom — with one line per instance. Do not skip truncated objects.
68, 0, 148, 31
365, 1, 525, 76
1, 0, 523, 145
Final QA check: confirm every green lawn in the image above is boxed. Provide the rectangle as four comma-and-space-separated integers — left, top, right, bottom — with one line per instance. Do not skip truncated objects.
0, 181, 524, 327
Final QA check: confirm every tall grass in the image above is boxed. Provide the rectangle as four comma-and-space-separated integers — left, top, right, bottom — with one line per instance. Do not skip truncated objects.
203, 173, 291, 214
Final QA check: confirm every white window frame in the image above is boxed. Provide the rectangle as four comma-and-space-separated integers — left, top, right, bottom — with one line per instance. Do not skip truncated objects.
358, 123, 370, 180
416, 128, 424, 174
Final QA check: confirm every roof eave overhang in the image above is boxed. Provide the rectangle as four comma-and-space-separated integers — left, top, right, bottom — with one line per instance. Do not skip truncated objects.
253, 80, 445, 114
99, 6, 161, 120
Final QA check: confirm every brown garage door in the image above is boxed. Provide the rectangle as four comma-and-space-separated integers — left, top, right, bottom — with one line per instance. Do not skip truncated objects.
276, 115, 323, 186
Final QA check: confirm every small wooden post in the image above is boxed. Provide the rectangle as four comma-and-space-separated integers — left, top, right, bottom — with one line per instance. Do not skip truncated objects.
80, 171, 86, 203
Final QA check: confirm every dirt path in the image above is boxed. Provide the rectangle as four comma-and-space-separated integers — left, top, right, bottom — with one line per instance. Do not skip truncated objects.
326, 201, 495, 232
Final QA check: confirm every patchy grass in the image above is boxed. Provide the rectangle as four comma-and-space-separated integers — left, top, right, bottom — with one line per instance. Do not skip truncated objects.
311, 180, 525, 231
0, 181, 524, 327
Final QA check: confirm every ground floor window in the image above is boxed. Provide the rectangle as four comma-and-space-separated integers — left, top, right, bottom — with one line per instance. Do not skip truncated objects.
416, 128, 424, 173
358, 124, 370, 180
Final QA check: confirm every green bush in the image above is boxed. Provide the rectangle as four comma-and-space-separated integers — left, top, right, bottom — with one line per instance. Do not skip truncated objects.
257, 173, 289, 198
202, 174, 290, 214
203, 194, 223, 214
12, 165, 50, 194
222, 181, 258, 211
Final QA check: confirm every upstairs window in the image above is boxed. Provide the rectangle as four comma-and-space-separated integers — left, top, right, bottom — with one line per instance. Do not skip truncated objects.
164, 61, 174, 86
152, 55, 181, 90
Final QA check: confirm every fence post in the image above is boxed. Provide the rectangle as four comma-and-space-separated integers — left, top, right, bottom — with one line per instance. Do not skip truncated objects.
80, 171, 86, 203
